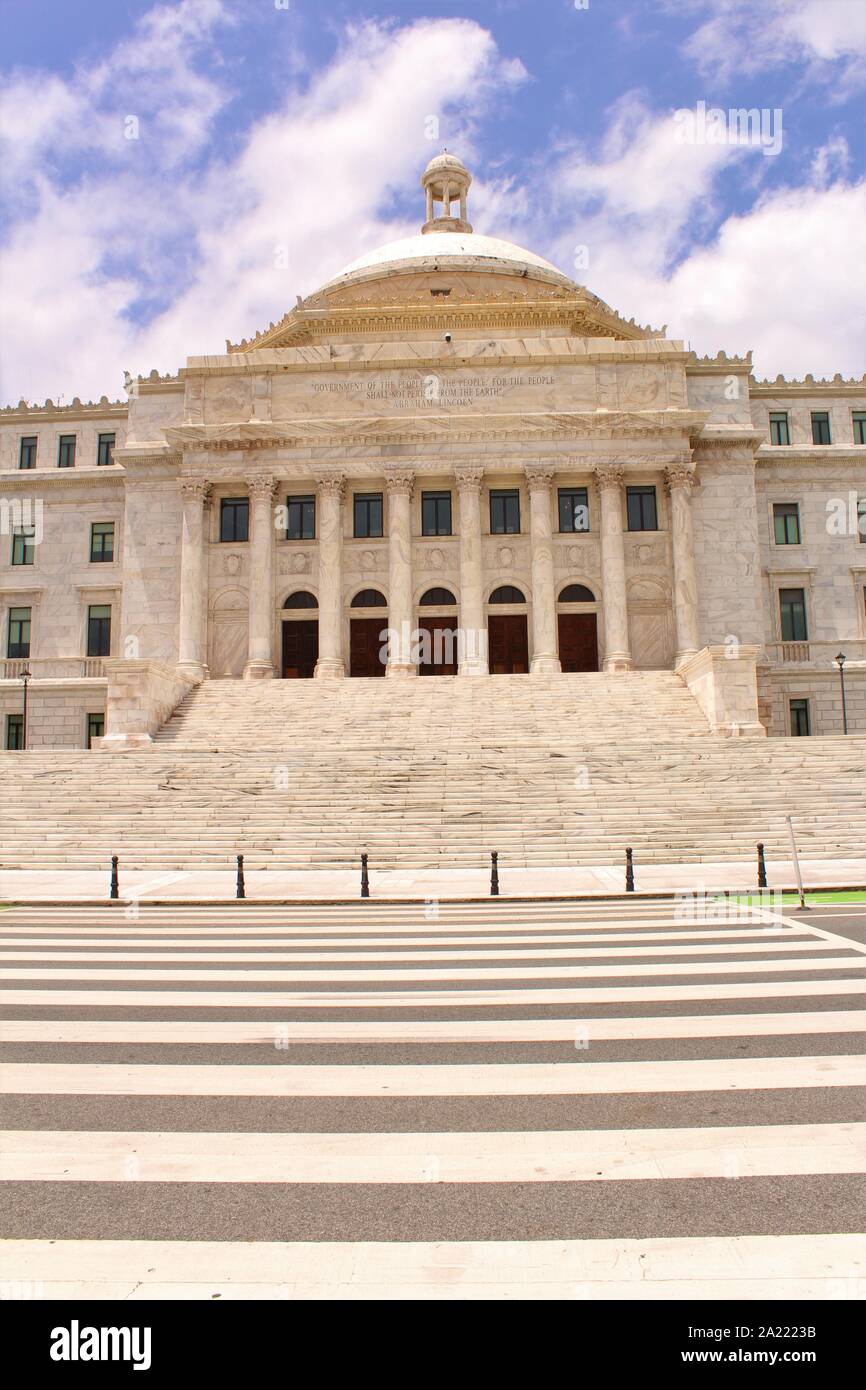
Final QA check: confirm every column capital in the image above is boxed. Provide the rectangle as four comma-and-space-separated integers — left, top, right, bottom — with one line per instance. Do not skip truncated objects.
245, 474, 277, 502
454, 465, 484, 494
179, 477, 211, 503
313, 471, 346, 498
664, 462, 696, 493
523, 462, 557, 491
384, 468, 415, 498
593, 463, 625, 493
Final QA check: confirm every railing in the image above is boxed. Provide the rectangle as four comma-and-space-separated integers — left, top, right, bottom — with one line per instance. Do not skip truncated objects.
0, 657, 107, 680
765, 640, 866, 666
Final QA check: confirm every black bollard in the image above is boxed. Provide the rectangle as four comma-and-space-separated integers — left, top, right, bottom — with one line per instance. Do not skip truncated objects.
490, 851, 500, 897
110, 855, 119, 901
236, 854, 245, 900
625, 847, 635, 893
757, 842, 767, 890
360, 852, 370, 899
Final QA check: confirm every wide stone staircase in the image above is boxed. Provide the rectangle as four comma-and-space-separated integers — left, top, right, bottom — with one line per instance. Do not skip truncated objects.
1, 671, 864, 870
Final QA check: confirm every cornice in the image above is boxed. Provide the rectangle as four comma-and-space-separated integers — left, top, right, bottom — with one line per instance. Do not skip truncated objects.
756, 445, 866, 465
0, 467, 125, 490
0, 400, 127, 422
750, 374, 866, 396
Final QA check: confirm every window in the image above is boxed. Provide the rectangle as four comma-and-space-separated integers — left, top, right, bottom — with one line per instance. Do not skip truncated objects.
90, 521, 115, 563
97, 432, 116, 467
350, 589, 387, 608
6, 713, 24, 751
421, 491, 452, 536
353, 493, 383, 538
87, 604, 111, 657
790, 699, 811, 737
558, 488, 589, 533
854, 412, 866, 446
627, 486, 658, 531
773, 503, 801, 546
58, 435, 76, 468
779, 588, 807, 642
7, 607, 31, 658
286, 495, 315, 541
559, 584, 595, 602
859, 497, 866, 544
11, 528, 35, 566
488, 585, 526, 604
811, 412, 831, 446
86, 713, 105, 748
18, 436, 36, 470
220, 498, 248, 543
282, 591, 317, 609
490, 489, 520, 535
769, 412, 790, 446
419, 587, 457, 606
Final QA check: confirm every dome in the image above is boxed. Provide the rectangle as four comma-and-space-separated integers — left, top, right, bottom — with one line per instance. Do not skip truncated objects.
423, 153, 469, 177
322, 230, 574, 292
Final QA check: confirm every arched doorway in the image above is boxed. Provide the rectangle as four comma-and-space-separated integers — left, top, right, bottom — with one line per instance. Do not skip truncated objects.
281, 591, 318, 678
349, 588, 387, 677
557, 583, 599, 672
417, 587, 458, 675
487, 585, 529, 674
209, 588, 247, 678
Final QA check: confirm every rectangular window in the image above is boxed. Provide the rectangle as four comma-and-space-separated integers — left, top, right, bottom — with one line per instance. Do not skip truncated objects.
353, 492, 383, 539
90, 521, 115, 563
773, 502, 801, 546
6, 713, 24, 751
86, 713, 105, 748
57, 434, 76, 468
790, 698, 811, 737
87, 604, 111, 657
627, 485, 658, 532
11, 528, 35, 566
7, 606, 31, 658
811, 412, 831, 446
858, 497, 866, 543
18, 436, 36, 470
854, 413, 866, 446
490, 489, 520, 535
97, 432, 116, 467
769, 412, 790, 446
421, 491, 452, 536
779, 587, 808, 642
558, 487, 590, 533
219, 498, 248, 543
286, 495, 315, 541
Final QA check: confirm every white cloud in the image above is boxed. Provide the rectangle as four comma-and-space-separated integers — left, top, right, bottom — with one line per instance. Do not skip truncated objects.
681, 0, 866, 91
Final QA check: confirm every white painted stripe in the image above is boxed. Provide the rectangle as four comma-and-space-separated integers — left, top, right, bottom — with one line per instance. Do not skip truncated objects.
4, 1123, 862, 1184
2, 1055, 862, 1096
3, 955, 862, 983
3, 1010, 861, 1045
3, 1234, 863, 1301
4, 978, 865, 1009
0, 927, 801, 948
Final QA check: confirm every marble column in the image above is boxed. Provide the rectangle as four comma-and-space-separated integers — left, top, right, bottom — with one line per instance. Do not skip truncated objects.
455, 466, 488, 675
595, 464, 633, 672
666, 463, 701, 665
243, 474, 277, 681
177, 478, 210, 681
385, 469, 416, 677
313, 473, 346, 679
525, 463, 561, 674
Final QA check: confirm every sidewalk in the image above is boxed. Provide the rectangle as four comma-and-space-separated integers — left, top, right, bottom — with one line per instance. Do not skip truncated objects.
2, 859, 865, 905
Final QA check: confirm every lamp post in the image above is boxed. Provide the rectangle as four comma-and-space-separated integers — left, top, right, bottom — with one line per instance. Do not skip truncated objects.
835, 652, 848, 736
21, 665, 32, 750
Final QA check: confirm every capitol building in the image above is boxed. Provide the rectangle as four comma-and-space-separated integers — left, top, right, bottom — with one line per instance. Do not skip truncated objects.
1, 153, 864, 763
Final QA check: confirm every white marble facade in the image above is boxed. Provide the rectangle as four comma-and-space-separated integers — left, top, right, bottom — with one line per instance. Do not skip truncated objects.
1, 154, 864, 746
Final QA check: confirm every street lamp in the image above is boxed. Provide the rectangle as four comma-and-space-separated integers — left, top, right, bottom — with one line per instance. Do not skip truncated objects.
835, 652, 848, 736
21, 665, 32, 750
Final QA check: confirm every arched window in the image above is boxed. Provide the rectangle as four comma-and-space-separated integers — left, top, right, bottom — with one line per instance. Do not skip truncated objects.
350, 588, 387, 608
283, 590, 318, 609
559, 584, 595, 603
488, 585, 526, 604
419, 587, 457, 606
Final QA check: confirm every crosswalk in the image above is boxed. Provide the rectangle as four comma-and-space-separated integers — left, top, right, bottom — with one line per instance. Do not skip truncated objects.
1, 898, 865, 1300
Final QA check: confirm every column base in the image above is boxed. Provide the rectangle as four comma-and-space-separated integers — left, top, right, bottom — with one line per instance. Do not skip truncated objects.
93, 733, 155, 753
176, 661, 206, 684
458, 658, 489, 677
602, 654, 635, 673
530, 655, 562, 675
386, 663, 418, 679
314, 659, 345, 679
243, 660, 275, 681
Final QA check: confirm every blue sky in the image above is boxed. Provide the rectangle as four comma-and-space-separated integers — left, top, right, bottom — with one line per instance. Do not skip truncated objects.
0, 0, 864, 402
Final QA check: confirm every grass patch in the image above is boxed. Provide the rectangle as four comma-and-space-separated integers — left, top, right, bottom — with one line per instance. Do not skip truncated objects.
720, 890, 866, 906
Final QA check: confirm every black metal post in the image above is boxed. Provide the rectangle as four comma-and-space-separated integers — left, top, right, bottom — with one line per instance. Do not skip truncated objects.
490, 851, 499, 897
110, 855, 119, 900
21, 667, 31, 750
236, 854, 245, 900
625, 847, 635, 893
836, 653, 848, 735
757, 842, 767, 889
360, 852, 370, 898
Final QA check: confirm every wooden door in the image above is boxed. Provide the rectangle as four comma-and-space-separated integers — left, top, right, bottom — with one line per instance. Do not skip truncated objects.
487, 614, 529, 674
557, 613, 599, 672
350, 617, 386, 677
281, 620, 318, 679
418, 618, 458, 675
